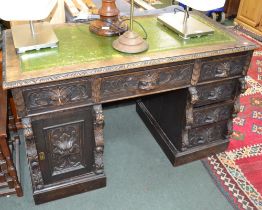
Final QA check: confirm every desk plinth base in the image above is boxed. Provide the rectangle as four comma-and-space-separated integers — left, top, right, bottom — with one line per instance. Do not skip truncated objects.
33, 173, 106, 205
136, 100, 229, 166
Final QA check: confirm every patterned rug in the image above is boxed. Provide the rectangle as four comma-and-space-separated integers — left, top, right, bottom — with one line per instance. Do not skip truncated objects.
202, 31, 262, 210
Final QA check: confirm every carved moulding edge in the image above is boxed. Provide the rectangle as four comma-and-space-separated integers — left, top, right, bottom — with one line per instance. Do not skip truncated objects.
22, 118, 44, 191
92, 105, 104, 175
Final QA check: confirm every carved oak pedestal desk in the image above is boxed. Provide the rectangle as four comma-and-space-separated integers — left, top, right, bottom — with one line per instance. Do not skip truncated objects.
2, 14, 257, 204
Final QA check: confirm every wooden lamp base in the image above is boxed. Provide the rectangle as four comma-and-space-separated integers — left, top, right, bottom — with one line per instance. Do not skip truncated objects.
89, 0, 127, 36
112, 30, 148, 53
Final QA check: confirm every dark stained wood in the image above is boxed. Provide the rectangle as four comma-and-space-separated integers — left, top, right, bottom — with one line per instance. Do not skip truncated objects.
2, 15, 257, 204
9, 49, 254, 204
34, 173, 106, 204
32, 107, 95, 185
136, 100, 230, 166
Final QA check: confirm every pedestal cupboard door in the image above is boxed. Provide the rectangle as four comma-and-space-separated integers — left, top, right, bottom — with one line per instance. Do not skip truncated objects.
32, 107, 95, 185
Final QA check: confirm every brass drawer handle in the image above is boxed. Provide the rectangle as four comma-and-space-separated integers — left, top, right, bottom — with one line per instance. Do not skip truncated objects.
215, 69, 228, 78
196, 136, 205, 144
215, 62, 230, 78
207, 91, 217, 100
205, 116, 215, 123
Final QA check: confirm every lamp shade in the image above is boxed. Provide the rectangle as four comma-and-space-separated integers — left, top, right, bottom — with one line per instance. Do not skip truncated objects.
177, 0, 226, 11
0, 0, 57, 21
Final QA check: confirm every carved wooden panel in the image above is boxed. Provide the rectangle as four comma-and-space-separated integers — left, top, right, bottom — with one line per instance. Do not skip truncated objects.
198, 53, 251, 82
187, 121, 228, 148
191, 80, 238, 106
100, 63, 194, 101
32, 107, 95, 184
193, 102, 234, 127
23, 78, 93, 115
44, 121, 84, 176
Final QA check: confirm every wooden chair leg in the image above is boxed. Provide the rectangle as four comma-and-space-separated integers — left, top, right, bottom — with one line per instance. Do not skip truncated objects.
0, 136, 23, 196
8, 94, 22, 132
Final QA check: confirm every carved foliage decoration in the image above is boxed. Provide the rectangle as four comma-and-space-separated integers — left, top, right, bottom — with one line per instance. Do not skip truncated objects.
46, 123, 83, 175
22, 118, 44, 190
25, 83, 91, 111
101, 65, 193, 97
93, 105, 104, 175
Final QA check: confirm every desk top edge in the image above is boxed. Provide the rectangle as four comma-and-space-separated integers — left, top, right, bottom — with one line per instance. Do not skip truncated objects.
2, 13, 258, 89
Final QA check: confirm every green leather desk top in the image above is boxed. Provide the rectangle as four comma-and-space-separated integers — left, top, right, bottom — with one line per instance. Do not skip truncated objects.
20, 16, 234, 72
2, 14, 257, 89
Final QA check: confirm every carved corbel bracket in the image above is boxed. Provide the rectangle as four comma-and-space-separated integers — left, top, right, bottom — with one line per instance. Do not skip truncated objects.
93, 105, 104, 175
181, 129, 189, 152
189, 87, 199, 104
191, 60, 201, 85
226, 119, 233, 139
232, 97, 240, 118
181, 97, 194, 152
238, 77, 248, 94
22, 118, 44, 191
242, 52, 253, 76
11, 89, 26, 117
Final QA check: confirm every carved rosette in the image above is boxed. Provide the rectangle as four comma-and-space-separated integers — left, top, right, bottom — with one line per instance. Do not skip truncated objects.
22, 118, 44, 190
93, 105, 104, 175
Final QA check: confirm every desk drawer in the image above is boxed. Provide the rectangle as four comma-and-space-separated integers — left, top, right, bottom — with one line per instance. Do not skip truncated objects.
23, 78, 93, 115
187, 121, 228, 148
190, 79, 238, 107
193, 102, 234, 127
198, 53, 250, 82
100, 63, 194, 101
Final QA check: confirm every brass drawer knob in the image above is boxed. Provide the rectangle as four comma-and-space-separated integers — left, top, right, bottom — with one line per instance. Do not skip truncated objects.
39, 152, 46, 161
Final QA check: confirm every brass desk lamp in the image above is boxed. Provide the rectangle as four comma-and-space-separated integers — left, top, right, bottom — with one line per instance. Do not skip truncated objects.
0, 0, 59, 53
